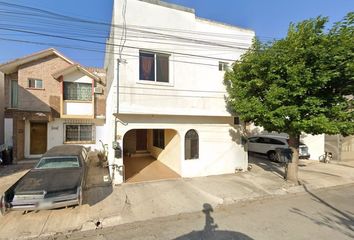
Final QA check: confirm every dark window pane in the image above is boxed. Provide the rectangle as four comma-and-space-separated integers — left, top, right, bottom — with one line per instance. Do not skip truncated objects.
80, 125, 92, 141
11, 80, 18, 108
248, 137, 258, 143
156, 54, 169, 83
28, 79, 36, 88
64, 82, 77, 100
234, 117, 240, 125
153, 129, 165, 149
219, 62, 229, 71
66, 125, 79, 142
270, 139, 286, 145
140, 52, 155, 81
185, 130, 199, 160
263, 138, 271, 144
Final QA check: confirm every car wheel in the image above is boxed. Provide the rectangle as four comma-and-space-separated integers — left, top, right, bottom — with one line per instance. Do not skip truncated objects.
0, 195, 8, 216
267, 151, 277, 162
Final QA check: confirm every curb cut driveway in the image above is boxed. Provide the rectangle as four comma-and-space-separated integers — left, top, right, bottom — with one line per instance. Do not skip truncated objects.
1, 159, 354, 240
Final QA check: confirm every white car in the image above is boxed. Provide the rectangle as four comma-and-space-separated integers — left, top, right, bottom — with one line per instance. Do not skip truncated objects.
247, 135, 310, 161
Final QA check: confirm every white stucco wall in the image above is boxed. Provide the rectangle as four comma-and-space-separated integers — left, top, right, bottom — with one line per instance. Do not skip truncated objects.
112, 115, 247, 184
63, 71, 93, 84
300, 134, 325, 161
104, 0, 254, 183
64, 102, 93, 116
111, 0, 254, 117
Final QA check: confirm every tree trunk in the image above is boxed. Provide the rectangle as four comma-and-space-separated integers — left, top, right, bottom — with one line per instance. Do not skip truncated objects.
286, 134, 300, 183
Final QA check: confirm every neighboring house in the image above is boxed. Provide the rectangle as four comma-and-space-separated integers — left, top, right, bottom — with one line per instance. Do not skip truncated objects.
0, 48, 106, 162
104, 0, 255, 183
325, 135, 354, 161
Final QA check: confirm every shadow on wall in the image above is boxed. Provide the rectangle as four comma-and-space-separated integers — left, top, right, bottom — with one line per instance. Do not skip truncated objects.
174, 203, 254, 240
18, 85, 60, 117
290, 185, 354, 239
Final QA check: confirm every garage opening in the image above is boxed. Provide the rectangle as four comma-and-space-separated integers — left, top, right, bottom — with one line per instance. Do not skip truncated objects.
123, 129, 181, 183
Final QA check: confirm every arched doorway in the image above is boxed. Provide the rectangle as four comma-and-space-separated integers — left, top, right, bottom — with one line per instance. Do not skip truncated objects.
123, 128, 181, 183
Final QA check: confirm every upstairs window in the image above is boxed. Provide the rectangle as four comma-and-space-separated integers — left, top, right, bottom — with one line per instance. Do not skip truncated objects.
63, 82, 92, 101
139, 51, 169, 83
10, 80, 18, 108
28, 78, 43, 89
185, 129, 199, 160
219, 62, 229, 71
153, 129, 165, 149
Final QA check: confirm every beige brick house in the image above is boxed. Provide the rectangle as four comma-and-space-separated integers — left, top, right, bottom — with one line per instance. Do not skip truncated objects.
0, 48, 106, 162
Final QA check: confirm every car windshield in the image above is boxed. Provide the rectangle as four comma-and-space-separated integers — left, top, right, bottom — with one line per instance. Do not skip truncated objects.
35, 157, 80, 169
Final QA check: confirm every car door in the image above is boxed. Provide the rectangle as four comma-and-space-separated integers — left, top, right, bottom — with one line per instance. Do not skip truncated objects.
255, 137, 270, 154
247, 137, 259, 152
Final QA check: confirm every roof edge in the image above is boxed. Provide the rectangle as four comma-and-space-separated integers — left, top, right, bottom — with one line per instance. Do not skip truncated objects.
0, 48, 75, 74
137, 0, 195, 14
196, 17, 255, 34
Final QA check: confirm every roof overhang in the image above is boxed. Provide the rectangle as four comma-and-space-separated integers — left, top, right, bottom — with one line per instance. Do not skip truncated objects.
52, 64, 101, 82
0, 48, 74, 74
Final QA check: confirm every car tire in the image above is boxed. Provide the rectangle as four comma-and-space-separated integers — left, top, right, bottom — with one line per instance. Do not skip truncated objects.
267, 151, 277, 162
0, 195, 8, 216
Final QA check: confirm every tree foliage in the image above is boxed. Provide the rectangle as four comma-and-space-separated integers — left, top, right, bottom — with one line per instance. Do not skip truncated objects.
225, 13, 354, 137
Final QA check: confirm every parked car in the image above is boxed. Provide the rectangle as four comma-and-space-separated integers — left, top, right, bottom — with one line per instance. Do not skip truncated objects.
247, 134, 310, 161
0, 145, 88, 215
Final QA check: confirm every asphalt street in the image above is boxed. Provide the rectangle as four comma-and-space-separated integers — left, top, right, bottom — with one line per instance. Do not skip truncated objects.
47, 184, 354, 240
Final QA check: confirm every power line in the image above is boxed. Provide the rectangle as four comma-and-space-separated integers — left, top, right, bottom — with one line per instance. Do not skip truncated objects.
0, 37, 230, 67
0, 26, 245, 62
0, 2, 265, 40
0, 1, 259, 48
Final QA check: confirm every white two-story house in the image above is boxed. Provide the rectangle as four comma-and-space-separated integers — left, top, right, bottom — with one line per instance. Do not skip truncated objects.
104, 0, 255, 183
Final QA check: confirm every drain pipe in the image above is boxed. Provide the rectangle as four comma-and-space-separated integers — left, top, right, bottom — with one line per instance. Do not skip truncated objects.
111, 58, 121, 184
114, 58, 120, 142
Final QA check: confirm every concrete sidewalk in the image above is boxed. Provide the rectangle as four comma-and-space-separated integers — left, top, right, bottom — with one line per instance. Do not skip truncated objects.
1, 157, 354, 240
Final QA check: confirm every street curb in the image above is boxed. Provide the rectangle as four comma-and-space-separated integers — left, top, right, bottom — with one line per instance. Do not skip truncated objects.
33, 181, 354, 240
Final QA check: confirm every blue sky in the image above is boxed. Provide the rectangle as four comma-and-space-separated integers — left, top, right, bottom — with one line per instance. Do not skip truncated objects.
0, 0, 352, 67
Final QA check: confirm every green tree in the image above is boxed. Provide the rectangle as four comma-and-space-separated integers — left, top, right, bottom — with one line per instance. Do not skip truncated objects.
225, 13, 354, 182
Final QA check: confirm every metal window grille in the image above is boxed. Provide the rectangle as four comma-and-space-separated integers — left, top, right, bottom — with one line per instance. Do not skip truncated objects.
63, 82, 92, 101
65, 124, 93, 142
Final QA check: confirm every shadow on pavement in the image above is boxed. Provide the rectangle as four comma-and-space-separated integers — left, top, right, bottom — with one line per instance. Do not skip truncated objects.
290, 185, 354, 238
248, 152, 285, 179
0, 163, 34, 178
83, 152, 113, 206
174, 203, 254, 240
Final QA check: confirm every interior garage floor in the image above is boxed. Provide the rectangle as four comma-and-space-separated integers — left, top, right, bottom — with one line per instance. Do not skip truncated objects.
124, 156, 180, 183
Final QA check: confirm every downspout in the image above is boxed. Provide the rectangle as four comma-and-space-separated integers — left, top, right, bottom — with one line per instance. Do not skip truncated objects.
115, 58, 120, 142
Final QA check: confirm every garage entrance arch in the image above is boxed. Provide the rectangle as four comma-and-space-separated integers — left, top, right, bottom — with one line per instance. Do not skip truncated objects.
122, 128, 181, 183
